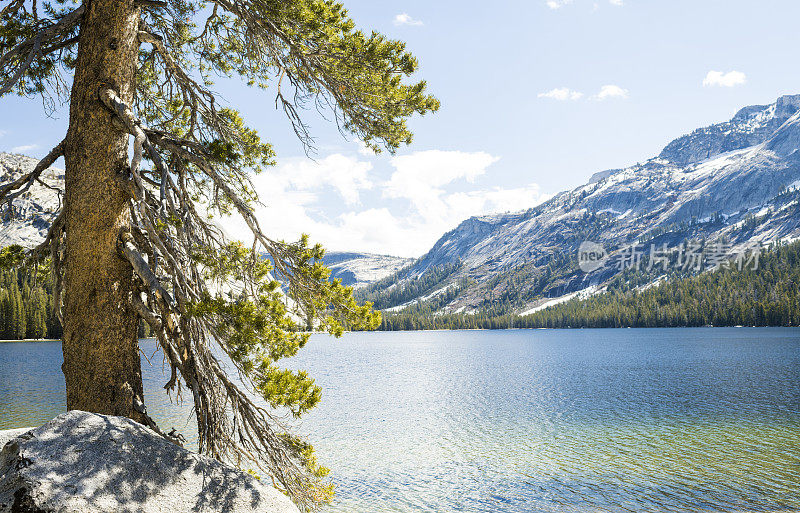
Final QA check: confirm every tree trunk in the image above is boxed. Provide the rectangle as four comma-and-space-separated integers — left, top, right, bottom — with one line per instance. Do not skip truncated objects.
61, 0, 145, 423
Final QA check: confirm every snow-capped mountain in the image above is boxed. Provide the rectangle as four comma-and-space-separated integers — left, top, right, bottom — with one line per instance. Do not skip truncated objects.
360, 95, 800, 314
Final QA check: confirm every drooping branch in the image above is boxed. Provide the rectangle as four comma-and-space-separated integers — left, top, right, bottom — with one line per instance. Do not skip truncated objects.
31, 209, 64, 260
98, 86, 332, 510
187, 0, 438, 152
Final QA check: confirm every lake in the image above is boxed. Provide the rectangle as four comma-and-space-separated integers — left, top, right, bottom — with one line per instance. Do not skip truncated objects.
1, 328, 799, 512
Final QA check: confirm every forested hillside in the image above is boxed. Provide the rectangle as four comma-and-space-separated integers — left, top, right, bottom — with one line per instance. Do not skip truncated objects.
379, 240, 800, 330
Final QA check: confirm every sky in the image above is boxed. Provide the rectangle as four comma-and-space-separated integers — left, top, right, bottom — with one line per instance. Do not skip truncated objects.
3, 0, 800, 257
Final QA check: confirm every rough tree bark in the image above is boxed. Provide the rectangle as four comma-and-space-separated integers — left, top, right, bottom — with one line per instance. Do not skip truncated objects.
61, 0, 146, 423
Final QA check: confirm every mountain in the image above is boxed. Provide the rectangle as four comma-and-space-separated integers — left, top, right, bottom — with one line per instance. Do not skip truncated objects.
377, 238, 800, 330
5, 95, 800, 316
359, 94, 800, 315
324, 252, 413, 288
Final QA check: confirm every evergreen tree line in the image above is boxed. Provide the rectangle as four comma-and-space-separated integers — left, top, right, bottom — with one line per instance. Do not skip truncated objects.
378, 240, 800, 330
6, 240, 800, 336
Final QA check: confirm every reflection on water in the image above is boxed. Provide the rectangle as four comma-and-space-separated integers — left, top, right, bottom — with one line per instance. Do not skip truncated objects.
1, 328, 799, 512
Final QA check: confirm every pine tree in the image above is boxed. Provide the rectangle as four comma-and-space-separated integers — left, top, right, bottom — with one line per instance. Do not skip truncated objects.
1, 1, 437, 508
10, 280, 26, 339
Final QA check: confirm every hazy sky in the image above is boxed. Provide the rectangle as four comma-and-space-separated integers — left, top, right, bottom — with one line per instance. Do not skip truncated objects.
3, 0, 800, 257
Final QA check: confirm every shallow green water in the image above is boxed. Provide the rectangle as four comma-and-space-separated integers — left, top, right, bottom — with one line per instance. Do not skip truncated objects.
1, 328, 799, 512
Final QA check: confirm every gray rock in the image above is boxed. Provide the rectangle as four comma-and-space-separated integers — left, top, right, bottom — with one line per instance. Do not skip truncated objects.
0, 152, 63, 249
0, 429, 31, 451
0, 410, 299, 513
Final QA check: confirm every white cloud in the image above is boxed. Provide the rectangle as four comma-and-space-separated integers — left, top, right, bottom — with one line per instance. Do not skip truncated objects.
546, 0, 573, 9
444, 184, 549, 221
270, 154, 372, 205
609, 0, 623, 5
539, 85, 630, 102
11, 144, 37, 153
375, 150, 549, 255
0, 130, 7, 138
393, 13, 423, 26
347, 181, 546, 257
384, 150, 499, 219
222, 150, 549, 257
594, 84, 629, 100
355, 140, 375, 157
538, 88, 584, 101
703, 70, 746, 88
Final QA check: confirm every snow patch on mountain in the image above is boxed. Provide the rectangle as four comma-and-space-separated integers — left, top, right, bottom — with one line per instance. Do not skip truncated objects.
324, 252, 413, 288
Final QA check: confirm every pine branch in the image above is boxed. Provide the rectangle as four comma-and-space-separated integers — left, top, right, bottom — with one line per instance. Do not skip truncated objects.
0, 5, 84, 96
98, 86, 324, 510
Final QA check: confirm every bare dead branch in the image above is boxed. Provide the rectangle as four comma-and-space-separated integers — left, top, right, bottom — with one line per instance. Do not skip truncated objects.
0, 139, 65, 204
119, 233, 176, 308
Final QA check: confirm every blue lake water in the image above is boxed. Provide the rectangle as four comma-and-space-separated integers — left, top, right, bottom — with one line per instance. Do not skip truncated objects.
1, 328, 799, 512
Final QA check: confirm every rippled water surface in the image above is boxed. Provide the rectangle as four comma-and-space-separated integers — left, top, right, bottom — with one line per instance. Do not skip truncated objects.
1, 328, 799, 512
